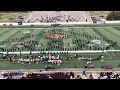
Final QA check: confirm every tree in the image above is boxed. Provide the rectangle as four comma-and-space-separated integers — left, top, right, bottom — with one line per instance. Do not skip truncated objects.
106, 11, 120, 20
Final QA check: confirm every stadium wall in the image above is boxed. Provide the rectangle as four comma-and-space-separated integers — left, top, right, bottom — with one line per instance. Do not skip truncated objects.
0, 21, 120, 26
0, 23, 18, 26
105, 21, 120, 24
0, 22, 92, 26
22, 22, 93, 25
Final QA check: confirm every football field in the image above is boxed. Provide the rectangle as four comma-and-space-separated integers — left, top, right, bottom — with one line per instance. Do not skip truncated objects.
0, 25, 120, 52
0, 24, 120, 69
0, 51, 120, 69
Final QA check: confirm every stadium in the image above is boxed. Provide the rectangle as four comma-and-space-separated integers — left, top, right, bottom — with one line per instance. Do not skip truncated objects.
0, 11, 120, 79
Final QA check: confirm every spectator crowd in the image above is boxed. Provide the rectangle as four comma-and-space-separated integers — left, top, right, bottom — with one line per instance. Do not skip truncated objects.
25, 11, 92, 23
21, 72, 75, 79
0, 71, 120, 79
29, 15, 85, 23
98, 72, 120, 79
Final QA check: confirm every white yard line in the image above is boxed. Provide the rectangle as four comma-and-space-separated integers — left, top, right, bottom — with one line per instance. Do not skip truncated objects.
105, 27, 120, 47
91, 31, 113, 59
95, 28, 115, 50
107, 27, 120, 36
105, 51, 112, 59
99, 41, 112, 58
113, 54, 119, 61
101, 28, 120, 47
74, 28, 85, 50
92, 30, 113, 59
81, 27, 94, 50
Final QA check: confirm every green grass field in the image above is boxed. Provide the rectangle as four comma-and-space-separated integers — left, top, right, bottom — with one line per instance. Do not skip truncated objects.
0, 25, 120, 52
0, 51, 120, 70
0, 12, 27, 22
0, 25, 120, 69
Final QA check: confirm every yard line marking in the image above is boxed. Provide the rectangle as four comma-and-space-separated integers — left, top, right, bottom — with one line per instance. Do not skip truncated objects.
105, 27, 120, 47
113, 53, 119, 61
101, 28, 120, 47
81, 27, 94, 50
95, 28, 115, 50
76, 28, 85, 50
105, 51, 112, 59
95, 37, 112, 59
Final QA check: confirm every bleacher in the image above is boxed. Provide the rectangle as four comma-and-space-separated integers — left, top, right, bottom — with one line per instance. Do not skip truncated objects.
23, 11, 93, 23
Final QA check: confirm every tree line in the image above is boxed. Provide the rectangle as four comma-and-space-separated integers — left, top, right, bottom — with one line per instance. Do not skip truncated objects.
106, 11, 120, 20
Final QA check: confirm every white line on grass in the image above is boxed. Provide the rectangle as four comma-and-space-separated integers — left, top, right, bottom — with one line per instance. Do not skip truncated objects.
81, 27, 94, 50
101, 28, 120, 47
113, 54, 119, 61
95, 28, 115, 50
105, 51, 112, 59
89, 27, 113, 59
76, 28, 85, 50
95, 37, 112, 59
105, 27, 120, 47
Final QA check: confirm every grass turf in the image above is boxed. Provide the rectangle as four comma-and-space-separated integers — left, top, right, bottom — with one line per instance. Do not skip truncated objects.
0, 12, 27, 22
0, 25, 120, 69
0, 26, 120, 51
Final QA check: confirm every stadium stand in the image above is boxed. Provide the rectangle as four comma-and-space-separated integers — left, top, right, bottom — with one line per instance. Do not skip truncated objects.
23, 11, 93, 23
21, 72, 75, 79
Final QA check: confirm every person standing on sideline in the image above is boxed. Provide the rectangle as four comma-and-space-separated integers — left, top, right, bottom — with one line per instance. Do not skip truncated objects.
82, 70, 87, 76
